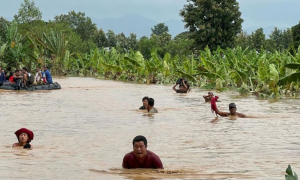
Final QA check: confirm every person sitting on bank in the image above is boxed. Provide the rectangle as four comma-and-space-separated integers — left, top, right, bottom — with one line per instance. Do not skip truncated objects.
13, 70, 23, 89
139, 96, 149, 110
147, 98, 158, 113
211, 97, 247, 118
12, 128, 34, 149
22, 67, 34, 87
0, 67, 6, 85
8, 71, 14, 83
122, 135, 163, 169
173, 78, 189, 93
43, 65, 53, 84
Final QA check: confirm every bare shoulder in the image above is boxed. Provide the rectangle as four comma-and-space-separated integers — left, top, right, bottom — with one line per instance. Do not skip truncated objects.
12, 143, 19, 148
237, 112, 247, 118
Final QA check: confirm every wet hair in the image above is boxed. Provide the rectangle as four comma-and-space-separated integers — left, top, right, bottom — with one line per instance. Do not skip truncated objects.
22, 67, 28, 72
148, 98, 154, 106
229, 103, 236, 108
132, 135, 147, 146
142, 96, 149, 101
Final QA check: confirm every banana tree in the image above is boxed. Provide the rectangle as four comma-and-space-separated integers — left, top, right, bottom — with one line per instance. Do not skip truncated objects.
37, 30, 69, 75
3, 20, 26, 69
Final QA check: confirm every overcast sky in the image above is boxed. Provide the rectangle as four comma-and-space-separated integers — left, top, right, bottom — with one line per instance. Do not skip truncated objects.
1, 0, 300, 29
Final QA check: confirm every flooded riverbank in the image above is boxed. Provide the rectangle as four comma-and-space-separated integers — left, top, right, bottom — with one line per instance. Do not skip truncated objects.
0, 77, 299, 179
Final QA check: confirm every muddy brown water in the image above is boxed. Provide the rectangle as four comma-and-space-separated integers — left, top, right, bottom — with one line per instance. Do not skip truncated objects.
0, 77, 299, 180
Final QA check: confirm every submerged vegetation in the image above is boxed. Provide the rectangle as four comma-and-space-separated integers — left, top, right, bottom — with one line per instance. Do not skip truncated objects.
1, 0, 300, 98
286, 165, 298, 180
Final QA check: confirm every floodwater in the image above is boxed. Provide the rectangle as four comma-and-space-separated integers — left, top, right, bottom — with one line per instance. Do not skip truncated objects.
0, 77, 299, 180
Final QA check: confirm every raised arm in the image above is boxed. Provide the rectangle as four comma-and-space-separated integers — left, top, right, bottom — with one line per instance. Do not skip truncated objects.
172, 84, 177, 92
182, 80, 188, 89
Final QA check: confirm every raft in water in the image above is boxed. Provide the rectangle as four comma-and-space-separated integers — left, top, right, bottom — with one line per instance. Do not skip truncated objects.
0, 82, 61, 91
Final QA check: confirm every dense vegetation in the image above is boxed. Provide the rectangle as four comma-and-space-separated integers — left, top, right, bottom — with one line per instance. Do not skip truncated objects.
0, 0, 300, 97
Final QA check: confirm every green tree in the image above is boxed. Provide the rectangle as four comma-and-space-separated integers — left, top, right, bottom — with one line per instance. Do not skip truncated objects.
116, 33, 128, 53
106, 30, 117, 48
94, 28, 107, 48
174, 31, 191, 40
281, 28, 293, 49
251, 28, 266, 51
127, 33, 138, 51
151, 23, 169, 36
14, 0, 42, 24
292, 21, 300, 49
138, 36, 160, 59
0, 17, 11, 43
268, 27, 283, 51
54, 11, 97, 41
180, 0, 243, 50
234, 31, 252, 49
165, 38, 193, 57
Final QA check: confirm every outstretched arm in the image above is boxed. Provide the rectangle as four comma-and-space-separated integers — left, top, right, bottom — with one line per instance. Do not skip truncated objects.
237, 113, 247, 118
214, 109, 229, 117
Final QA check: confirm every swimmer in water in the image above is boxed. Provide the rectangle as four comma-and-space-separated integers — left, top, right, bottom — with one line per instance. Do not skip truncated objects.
122, 135, 163, 169
203, 92, 214, 102
211, 97, 247, 118
139, 96, 149, 110
147, 98, 158, 113
12, 128, 34, 149
173, 78, 189, 93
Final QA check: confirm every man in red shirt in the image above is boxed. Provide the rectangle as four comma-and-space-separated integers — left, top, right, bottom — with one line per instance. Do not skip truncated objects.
122, 135, 163, 169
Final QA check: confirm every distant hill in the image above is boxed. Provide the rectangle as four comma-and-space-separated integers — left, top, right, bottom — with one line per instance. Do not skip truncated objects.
92, 14, 289, 39
2, 15, 289, 39
92, 14, 186, 38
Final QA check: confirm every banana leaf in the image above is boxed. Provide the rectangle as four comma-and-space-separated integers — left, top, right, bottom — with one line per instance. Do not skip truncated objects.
278, 72, 300, 85
175, 68, 197, 82
284, 63, 300, 70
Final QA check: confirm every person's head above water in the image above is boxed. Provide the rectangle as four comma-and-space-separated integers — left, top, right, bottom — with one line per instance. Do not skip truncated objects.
132, 135, 148, 159
228, 103, 237, 115
148, 98, 154, 107
132, 135, 147, 147
15, 128, 34, 144
142, 96, 149, 107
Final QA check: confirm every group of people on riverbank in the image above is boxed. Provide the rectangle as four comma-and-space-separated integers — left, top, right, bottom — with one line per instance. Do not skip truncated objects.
0, 66, 53, 88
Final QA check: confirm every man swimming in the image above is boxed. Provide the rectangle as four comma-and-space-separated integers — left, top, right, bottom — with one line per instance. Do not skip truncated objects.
173, 78, 189, 93
203, 92, 214, 102
211, 97, 247, 118
122, 135, 163, 169
147, 98, 158, 113
139, 96, 149, 110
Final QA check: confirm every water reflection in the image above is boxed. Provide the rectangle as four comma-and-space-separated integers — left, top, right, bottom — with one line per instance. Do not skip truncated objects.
0, 77, 299, 179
